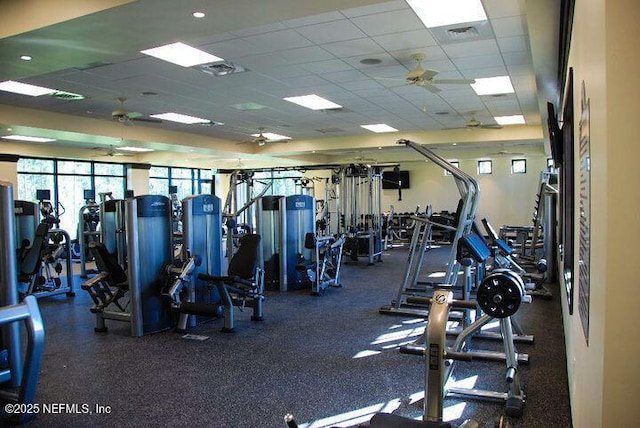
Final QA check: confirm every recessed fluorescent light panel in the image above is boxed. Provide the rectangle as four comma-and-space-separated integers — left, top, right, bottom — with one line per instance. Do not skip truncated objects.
252, 132, 291, 142
471, 76, 515, 96
2, 135, 56, 143
494, 115, 526, 125
406, 0, 487, 28
149, 112, 210, 124
117, 146, 154, 152
283, 94, 342, 110
361, 124, 398, 133
140, 42, 223, 67
0, 80, 56, 96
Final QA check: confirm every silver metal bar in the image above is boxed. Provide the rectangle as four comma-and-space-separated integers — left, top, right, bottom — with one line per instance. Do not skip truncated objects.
0, 182, 22, 387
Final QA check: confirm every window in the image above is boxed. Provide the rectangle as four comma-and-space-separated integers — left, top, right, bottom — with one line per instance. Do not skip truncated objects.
17, 158, 126, 235
477, 160, 492, 175
511, 159, 527, 174
445, 161, 459, 176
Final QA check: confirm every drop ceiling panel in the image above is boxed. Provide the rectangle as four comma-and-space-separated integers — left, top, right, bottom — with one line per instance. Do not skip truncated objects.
277, 46, 337, 64
341, 1, 408, 18
496, 35, 529, 53
321, 69, 369, 83
200, 38, 265, 59
372, 29, 438, 51
300, 59, 353, 74
350, 9, 424, 36
483, 0, 526, 19
283, 11, 345, 28
294, 19, 368, 44
454, 54, 505, 70
442, 39, 501, 59
338, 79, 385, 91
228, 22, 290, 38
320, 38, 385, 57
502, 51, 532, 67
243, 29, 315, 53
462, 66, 508, 79
491, 16, 528, 38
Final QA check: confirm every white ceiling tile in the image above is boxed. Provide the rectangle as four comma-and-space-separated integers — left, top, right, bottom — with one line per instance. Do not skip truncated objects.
300, 59, 353, 74
351, 9, 424, 37
491, 16, 527, 38
341, 1, 408, 18
497, 35, 529, 53
483, 0, 525, 19
461, 66, 508, 79
441, 39, 500, 59
322, 69, 368, 83
229, 22, 289, 37
321, 38, 385, 57
502, 51, 532, 66
200, 38, 264, 59
295, 19, 367, 45
283, 11, 344, 28
360, 64, 410, 79
389, 46, 448, 64
373, 29, 438, 51
454, 54, 504, 70
277, 46, 337, 64
257, 64, 313, 80
338, 79, 384, 91
243, 29, 314, 53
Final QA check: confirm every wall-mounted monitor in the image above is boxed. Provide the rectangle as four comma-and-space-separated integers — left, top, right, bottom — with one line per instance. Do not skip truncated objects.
547, 102, 563, 166
36, 189, 50, 201
382, 170, 410, 189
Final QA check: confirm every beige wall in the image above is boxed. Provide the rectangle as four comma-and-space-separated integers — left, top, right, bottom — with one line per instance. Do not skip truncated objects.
0, 161, 18, 188
562, 0, 640, 426
126, 167, 149, 196
381, 154, 548, 227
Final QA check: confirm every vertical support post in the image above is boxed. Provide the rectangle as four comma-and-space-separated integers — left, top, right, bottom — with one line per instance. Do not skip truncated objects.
0, 181, 22, 387
126, 197, 143, 337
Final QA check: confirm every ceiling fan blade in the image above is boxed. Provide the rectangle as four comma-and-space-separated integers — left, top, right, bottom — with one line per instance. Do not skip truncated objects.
420, 68, 439, 80
432, 78, 476, 85
422, 84, 442, 94
131, 117, 163, 124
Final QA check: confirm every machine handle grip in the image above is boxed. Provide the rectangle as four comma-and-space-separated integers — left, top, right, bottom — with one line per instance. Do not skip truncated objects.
197, 273, 224, 282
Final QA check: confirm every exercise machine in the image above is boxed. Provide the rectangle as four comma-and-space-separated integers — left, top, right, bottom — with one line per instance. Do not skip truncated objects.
0, 181, 46, 424
16, 190, 74, 299
338, 164, 384, 265
164, 194, 225, 332
76, 189, 102, 278
300, 233, 345, 295
197, 233, 264, 332
81, 195, 174, 337
380, 140, 479, 317
257, 194, 316, 292
370, 270, 527, 427
99, 198, 127, 268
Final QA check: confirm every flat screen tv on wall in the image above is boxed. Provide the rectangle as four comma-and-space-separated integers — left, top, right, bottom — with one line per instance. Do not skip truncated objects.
382, 170, 410, 189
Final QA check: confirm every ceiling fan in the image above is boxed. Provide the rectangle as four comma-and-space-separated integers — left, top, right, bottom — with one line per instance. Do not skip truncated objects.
401, 53, 476, 93
448, 113, 503, 130
90, 145, 133, 157
111, 97, 162, 126
239, 127, 290, 146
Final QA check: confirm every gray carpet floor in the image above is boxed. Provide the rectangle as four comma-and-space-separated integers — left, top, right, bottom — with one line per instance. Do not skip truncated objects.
17, 245, 571, 427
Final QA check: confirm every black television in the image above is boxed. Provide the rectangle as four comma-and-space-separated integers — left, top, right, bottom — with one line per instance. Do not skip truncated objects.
382, 170, 410, 189
547, 102, 563, 166
36, 189, 50, 201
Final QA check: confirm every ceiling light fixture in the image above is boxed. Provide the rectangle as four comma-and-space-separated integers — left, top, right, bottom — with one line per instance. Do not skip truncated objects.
406, 0, 487, 28
141, 42, 223, 67
20, 55, 32, 61
471, 76, 515, 95
116, 146, 154, 152
2, 135, 55, 143
361, 124, 398, 133
283, 94, 342, 110
192, 11, 206, 18
494, 115, 526, 125
149, 112, 211, 124
0, 80, 56, 96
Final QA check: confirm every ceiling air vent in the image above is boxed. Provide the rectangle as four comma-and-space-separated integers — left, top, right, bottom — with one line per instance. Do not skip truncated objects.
196, 61, 247, 76
430, 20, 494, 44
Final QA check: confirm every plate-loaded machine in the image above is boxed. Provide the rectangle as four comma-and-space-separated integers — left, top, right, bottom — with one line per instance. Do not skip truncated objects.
0, 182, 45, 424
380, 140, 479, 317
82, 195, 174, 337
369, 273, 526, 427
